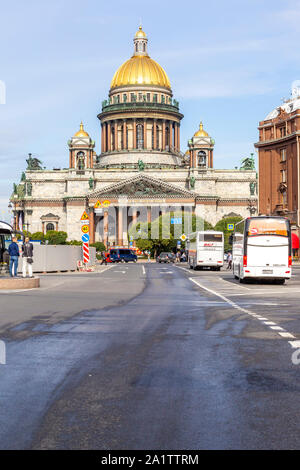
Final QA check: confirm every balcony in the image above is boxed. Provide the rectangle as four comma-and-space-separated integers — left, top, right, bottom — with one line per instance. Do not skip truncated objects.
100, 100, 181, 115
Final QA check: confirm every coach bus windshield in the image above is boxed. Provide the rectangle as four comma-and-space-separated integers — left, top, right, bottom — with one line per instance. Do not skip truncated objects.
247, 218, 289, 237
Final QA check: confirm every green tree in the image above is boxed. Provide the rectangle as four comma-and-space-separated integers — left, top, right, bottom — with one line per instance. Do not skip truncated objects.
214, 216, 243, 252
66, 240, 82, 246
45, 230, 68, 245
31, 231, 45, 241
90, 241, 106, 252
129, 212, 212, 258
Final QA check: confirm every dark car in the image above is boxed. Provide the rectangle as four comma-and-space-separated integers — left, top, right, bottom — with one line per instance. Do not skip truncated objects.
156, 252, 175, 263
110, 248, 138, 263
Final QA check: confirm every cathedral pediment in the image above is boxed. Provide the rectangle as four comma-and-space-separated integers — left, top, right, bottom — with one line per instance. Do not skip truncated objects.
89, 175, 195, 199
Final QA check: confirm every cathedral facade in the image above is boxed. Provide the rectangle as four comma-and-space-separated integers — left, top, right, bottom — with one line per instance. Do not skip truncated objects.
11, 27, 257, 245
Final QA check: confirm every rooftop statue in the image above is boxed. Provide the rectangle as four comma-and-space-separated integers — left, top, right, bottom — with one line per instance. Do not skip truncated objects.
240, 153, 255, 170
26, 153, 43, 170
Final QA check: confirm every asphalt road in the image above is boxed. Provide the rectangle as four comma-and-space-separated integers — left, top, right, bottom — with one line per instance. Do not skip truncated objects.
1, 263, 300, 449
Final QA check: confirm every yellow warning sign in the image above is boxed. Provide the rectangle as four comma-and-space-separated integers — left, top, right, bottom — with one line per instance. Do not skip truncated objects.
80, 211, 89, 221
81, 224, 90, 234
94, 200, 102, 209
102, 200, 111, 208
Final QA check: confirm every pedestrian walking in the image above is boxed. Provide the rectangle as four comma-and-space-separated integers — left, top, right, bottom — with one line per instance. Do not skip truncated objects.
22, 236, 34, 278
227, 252, 232, 270
176, 251, 181, 263
8, 236, 20, 277
100, 251, 107, 265
147, 251, 151, 263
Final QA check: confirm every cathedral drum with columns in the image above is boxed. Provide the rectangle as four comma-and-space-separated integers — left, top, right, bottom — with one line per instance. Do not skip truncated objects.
11, 27, 257, 245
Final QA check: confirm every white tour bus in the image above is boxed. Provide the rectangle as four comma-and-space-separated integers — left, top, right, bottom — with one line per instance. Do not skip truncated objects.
232, 216, 292, 283
188, 231, 224, 270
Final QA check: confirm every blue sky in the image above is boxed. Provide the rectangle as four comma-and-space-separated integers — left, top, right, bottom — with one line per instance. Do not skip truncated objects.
1, 0, 300, 221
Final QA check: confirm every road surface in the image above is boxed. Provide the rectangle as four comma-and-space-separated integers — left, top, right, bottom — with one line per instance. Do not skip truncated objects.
0, 263, 300, 449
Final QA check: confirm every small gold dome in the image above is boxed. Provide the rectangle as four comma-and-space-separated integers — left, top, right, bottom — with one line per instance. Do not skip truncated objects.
111, 55, 171, 89
74, 122, 89, 138
194, 122, 209, 137
135, 26, 147, 38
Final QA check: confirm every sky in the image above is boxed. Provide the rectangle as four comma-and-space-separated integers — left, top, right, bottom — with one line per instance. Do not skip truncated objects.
1, 0, 300, 221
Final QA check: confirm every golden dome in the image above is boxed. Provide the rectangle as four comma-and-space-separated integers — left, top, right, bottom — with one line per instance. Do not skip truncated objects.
194, 122, 209, 137
135, 25, 147, 38
111, 55, 171, 89
74, 122, 89, 138
110, 27, 171, 89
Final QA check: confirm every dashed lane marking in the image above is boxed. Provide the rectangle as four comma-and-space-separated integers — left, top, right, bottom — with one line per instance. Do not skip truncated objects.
189, 277, 297, 350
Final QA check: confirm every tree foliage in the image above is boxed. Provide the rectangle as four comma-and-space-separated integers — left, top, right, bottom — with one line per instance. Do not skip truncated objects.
90, 241, 106, 252
214, 216, 243, 252
129, 211, 212, 257
45, 230, 68, 245
31, 231, 45, 241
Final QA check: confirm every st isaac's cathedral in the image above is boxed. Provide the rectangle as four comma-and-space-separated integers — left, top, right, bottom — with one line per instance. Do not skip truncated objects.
11, 27, 257, 245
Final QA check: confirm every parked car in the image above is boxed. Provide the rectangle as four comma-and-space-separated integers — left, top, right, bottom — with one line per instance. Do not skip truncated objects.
156, 252, 175, 263
110, 248, 138, 263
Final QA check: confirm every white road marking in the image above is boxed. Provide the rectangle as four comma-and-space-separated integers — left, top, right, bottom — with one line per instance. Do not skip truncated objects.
289, 340, 300, 348
279, 332, 295, 338
142, 266, 146, 275
264, 321, 277, 325
160, 271, 173, 274
189, 277, 297, 349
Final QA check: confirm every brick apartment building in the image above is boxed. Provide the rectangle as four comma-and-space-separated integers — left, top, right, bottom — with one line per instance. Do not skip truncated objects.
255, 86, 300, 254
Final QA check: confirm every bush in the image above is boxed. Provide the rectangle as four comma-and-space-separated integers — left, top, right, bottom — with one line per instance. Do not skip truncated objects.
90, 242, 106, 252
45, 230, 68, 245
66, 240, 82, 246
31, 231, 45, 241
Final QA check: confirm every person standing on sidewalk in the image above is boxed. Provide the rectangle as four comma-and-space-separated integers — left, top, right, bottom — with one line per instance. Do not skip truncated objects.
22, 236, 34, 278
8, 236, 20, 277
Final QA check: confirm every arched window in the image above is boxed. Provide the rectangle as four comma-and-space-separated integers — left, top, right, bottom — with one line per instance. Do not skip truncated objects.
77, 151, 85, 170
198, 151, 207, 167
152, 124, 159, 150
111, 126, 115, 151
120, 124, 124, 150
136, 124, 144, 149
165, 126, 170, 149
46, 223, 55, 232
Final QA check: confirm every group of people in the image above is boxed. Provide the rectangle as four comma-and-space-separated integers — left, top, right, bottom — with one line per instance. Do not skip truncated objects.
7, 237, 34, 278
176, 251, 187, 262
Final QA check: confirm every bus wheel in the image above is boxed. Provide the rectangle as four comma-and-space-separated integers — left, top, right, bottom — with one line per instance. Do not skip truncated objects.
189, 263, 193, 269
239, 277, 244, 283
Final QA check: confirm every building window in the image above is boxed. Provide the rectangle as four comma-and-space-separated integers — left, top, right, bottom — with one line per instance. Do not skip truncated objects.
136, 124, 144, 149
152, 124, 159, 150
131, 93, 135, 102
280, 148, 286, 161
281, 170, 286, 183
76, 151, 85, 170
280, 127, 286, 137
165, 126, 170, 149
147, 93, 150, 102
153, 94, 157, 103
46, 223, 55, 232
198, 151, 207, 167
111, 126, 115, 150
120, 124, 124, 150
